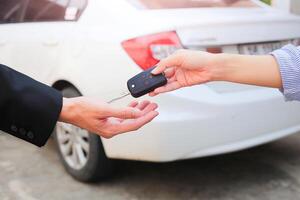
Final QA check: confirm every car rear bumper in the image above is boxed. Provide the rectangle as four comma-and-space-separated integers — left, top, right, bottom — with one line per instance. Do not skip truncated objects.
102, 84, 300, 162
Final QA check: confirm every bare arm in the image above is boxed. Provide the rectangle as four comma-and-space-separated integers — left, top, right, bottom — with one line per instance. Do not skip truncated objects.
150, 49, 283, 97
214, 54, 282, 88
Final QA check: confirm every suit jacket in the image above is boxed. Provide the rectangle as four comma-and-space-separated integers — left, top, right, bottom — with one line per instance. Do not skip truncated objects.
0, 64, 62, 147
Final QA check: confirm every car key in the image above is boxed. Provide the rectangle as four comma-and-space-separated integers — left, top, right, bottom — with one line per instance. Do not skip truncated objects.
107, 91, 131, 104
108, 66, 167, 103
127, 66, 167, 98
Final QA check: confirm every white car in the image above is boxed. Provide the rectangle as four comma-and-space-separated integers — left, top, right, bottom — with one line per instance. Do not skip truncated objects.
1, 0, 300, 182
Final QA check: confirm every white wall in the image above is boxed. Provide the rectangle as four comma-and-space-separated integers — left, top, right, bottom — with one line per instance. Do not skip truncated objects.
272, 0, 290, 12
272, 0, 300, 15
291, 0, 300, 15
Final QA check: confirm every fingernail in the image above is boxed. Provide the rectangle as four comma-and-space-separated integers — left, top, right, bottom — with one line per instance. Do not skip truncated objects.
151, 68, 158, 74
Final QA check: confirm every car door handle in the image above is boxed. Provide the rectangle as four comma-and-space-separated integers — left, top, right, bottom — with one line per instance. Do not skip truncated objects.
43, 39, 59, 46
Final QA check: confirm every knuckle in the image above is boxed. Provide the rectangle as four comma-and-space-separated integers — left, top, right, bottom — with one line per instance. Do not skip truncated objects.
101, 130, 113, 139
108, 129, 120, 137
174, 49, 185, 56
100, 132, 109, 138
129, 110, 136, 118
125, 109, 136, 118
132, 126, 139, 132
105, 135, 112, 139
121, 109, 129, 118
104, 134, 112, 139
102, 135, 109, 139
173, 49, 187, 63
106, 130, 114, 136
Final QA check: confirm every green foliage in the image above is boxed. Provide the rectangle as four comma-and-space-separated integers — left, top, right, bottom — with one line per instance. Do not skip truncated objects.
261, 0, 272, 5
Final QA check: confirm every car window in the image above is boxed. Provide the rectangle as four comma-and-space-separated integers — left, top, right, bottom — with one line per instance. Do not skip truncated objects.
23, 0, 87, 22
127, 0, 259, 9
0, 0, 87, 24
0, 0, 28, 23
24, 0, 65, 22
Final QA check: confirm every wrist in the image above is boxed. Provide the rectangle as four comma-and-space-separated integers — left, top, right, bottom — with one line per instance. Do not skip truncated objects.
59, 98, 77, 123
208, 53, 232, 81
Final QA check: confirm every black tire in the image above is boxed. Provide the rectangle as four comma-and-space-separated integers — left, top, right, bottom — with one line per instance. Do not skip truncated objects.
54, 86, 113, 182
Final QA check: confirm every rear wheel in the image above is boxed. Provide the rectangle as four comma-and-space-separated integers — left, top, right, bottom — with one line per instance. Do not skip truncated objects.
54, 86, 113, 182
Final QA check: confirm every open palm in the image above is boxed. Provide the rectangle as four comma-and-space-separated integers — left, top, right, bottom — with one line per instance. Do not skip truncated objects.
97, 100, 158, 138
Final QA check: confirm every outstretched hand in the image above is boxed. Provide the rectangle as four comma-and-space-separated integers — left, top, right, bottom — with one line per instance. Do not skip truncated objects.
149, 50, 217, 96
59, 97, 158, 138
149, 49, 282, 96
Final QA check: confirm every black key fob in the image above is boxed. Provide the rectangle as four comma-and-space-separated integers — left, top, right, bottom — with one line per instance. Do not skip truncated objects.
127, 66, 167, 98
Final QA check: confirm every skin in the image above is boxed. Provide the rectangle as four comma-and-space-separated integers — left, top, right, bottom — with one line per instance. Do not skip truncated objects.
59, 97, 159, 139
150, 49, 282, 96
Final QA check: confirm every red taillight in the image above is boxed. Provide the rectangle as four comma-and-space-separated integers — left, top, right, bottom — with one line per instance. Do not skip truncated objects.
122, 31, 182, 70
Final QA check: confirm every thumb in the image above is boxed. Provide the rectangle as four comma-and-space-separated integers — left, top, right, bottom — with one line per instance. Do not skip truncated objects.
107, 106, 142, 119
152, 53, 182, 75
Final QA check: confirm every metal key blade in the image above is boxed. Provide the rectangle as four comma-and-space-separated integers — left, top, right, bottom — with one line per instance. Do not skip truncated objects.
107, 92, 131, 104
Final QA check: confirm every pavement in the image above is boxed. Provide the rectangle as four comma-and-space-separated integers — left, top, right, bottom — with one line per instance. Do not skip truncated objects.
1, 132, 300, 200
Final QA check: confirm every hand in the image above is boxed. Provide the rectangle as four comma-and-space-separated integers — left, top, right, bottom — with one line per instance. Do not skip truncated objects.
150, 49, 219, 96
150, 49, 282, 95
59, 97, 158, 138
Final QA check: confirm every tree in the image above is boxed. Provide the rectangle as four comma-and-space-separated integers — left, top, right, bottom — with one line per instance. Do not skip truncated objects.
261, 0, 271, 5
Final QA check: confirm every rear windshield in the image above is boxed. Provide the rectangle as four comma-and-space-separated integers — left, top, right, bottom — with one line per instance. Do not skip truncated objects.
128, 0, 259, 9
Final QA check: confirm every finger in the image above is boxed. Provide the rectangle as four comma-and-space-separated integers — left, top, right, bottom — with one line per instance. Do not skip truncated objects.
168, 76, 177, 83
164, 67, 176, 78
153, 82, 181, 95
152, 53, 182, 75
107, 106, 143, 119
118, 101, 138, 123
141, 102, 158, 114
149, 92, 158, 97
112, 101, 153, 122
127, 111, 159, 131
118, 111, 159, 133
149, 76, 176, 97
128, 101, 138, 108
136, 100, 150, 110
151, 61, 169, 75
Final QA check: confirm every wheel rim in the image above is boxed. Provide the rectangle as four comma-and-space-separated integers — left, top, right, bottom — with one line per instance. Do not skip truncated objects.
56, 122, 90, 170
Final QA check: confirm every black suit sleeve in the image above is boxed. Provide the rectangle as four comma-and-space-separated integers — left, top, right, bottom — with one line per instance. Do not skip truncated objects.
0, 64, 63, 147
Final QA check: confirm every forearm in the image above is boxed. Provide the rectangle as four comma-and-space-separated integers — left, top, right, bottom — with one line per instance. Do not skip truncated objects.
152, 45, 300, 100
212, 54, 282, 88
